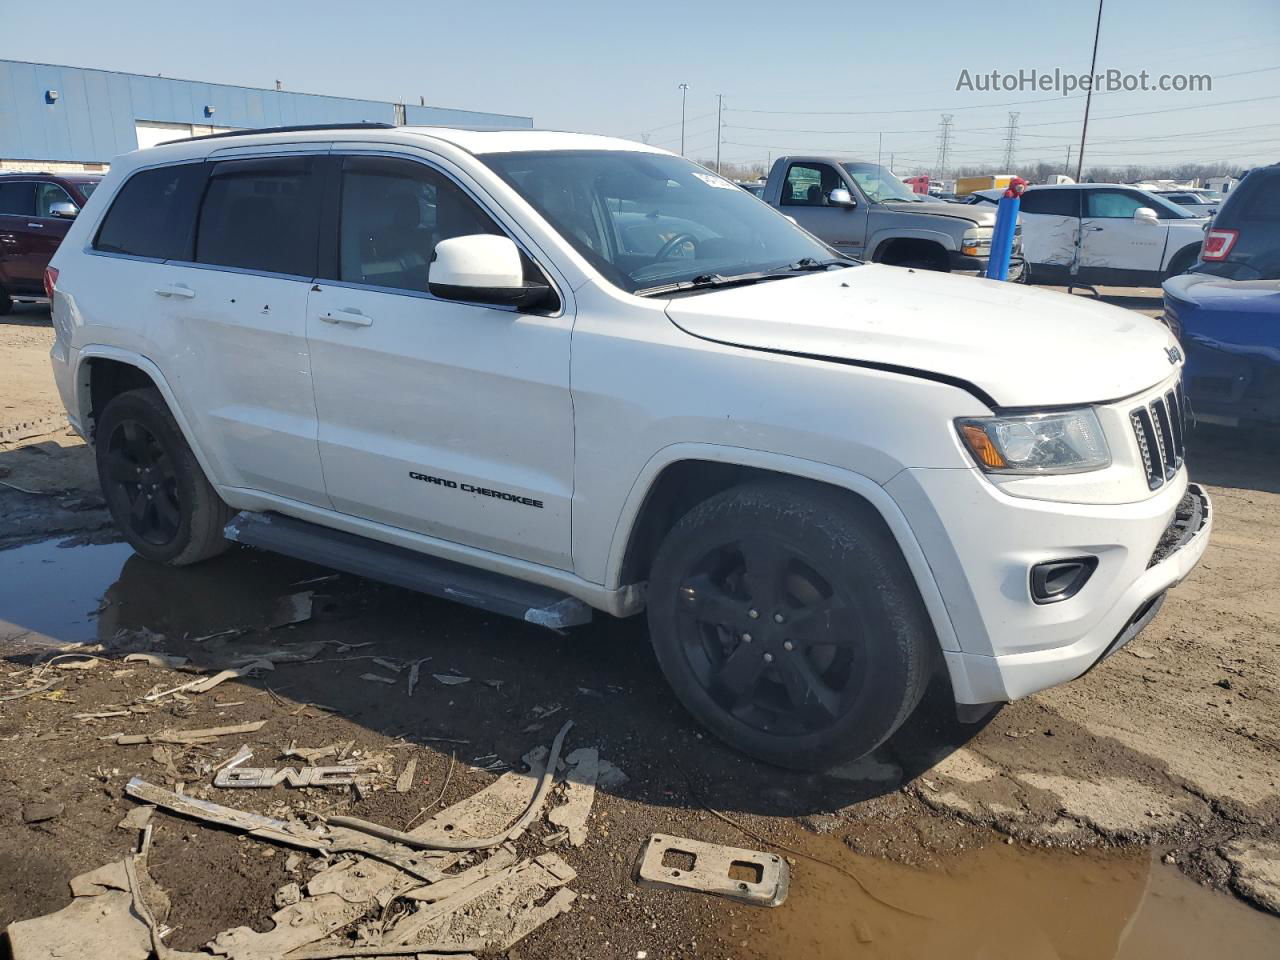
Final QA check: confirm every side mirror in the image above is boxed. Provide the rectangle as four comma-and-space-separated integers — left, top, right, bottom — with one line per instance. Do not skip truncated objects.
828, 188, 856, 208
428, 235, 551, 309
49, 201, 79, 219
1133, 206, 1159, 225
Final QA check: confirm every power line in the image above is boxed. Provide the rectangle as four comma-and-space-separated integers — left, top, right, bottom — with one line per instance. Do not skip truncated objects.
1001, 112, 1020, 169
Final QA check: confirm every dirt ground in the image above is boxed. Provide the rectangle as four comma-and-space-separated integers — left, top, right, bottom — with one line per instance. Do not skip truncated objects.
2, 296, 1279, 959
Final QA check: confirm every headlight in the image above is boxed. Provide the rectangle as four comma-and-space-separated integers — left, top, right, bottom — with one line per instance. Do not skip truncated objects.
961, 228, 992, 257
957, 409, 1111, 474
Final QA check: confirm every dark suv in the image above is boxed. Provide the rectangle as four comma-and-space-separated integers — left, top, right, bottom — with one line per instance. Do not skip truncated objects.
0, 172, 102, 313
1193, 163, 1279, 280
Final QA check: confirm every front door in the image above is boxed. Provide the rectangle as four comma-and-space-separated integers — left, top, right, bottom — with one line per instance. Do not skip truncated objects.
778, 162, 868, 257
1079, 188, 1169, 285
306, 153, 574, 569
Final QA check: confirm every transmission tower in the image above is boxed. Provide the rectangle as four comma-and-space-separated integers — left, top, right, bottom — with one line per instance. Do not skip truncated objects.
1001, 112, 1021, 170
935, 114, 954, 182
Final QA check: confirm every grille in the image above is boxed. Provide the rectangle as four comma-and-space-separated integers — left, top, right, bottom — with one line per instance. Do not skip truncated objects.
1129, 380, 1188, 489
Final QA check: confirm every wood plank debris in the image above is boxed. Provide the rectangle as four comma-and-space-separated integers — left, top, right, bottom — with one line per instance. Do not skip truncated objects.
395, 758, 417, 794
636, 833, 790, 907
106, 719, 267, 746
548, 747, 598, 846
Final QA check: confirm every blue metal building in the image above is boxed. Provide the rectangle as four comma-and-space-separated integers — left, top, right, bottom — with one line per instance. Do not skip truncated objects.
0, 59, 532, 170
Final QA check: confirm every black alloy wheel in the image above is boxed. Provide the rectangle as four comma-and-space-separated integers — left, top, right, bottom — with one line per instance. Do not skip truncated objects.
673, 537, 869, 736
103, 418, 182, 545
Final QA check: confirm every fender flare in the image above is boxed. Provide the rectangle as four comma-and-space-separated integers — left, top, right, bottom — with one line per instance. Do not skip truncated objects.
868, 227, 958, 262
74, 344, 225, 487
604, 442, 961, 653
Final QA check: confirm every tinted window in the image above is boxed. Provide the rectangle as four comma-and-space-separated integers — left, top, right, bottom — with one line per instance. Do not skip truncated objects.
1231, 170, 1280, 223
35, 183, 74, 217
0, 181, 35, 216
195, 157, 321, 277
1019, 190, 1079, 217
338, 157, 502, 293
95, 164, 207, 259
781, 163, 840, 206
77, 182, 99, 198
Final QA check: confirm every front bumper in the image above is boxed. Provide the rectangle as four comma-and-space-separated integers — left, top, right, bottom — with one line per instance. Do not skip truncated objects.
887, 465, 1212, 704
949, 251, 1025, 281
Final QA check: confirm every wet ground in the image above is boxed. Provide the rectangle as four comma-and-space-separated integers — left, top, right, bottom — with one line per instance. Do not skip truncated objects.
3, 303, 1279, 957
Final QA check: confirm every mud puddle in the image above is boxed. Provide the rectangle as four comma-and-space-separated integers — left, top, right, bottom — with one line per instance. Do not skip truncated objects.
747, 834, 1280, 959
0, 536, 337, 649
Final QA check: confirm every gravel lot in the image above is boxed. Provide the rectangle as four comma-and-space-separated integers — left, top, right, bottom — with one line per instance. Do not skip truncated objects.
2, 296, 1278, 958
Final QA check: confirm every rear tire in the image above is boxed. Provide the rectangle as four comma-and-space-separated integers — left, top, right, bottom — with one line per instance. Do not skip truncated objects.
1164, 246, 1200, 281
647, 480, 937, 770
95, 388, 232, 566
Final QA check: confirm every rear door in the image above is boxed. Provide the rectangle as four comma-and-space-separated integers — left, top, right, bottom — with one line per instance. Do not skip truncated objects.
778, 162, 868, 257
1079, 188, 1168, 283
152, 151, 330, 505
1017, 188, 1080, 283
305, 150, 574, 569
0, 180, 38, 294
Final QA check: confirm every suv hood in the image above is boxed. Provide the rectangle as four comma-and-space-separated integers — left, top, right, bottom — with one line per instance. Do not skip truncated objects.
880, 199, 996, 227
664, 264, 1179, 408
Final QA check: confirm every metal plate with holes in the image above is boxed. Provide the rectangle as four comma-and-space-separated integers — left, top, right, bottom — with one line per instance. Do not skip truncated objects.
636, 833, 790, 907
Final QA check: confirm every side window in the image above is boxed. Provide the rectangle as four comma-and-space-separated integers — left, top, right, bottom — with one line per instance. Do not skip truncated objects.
780, 164, 840, 206
1019, 190, 1079, 217
34, 183, 74, 218
95, 164, 207, 259
338, 156, 502, 293
0, 181, 35, 216
1085, 189, 1149, 219
195, 157, 322, 277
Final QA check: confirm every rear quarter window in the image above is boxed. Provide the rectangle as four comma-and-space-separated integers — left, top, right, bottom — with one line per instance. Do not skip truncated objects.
94, 164, 207, 259
1229, 171, 1280, 223
1018, 190, 1079, 217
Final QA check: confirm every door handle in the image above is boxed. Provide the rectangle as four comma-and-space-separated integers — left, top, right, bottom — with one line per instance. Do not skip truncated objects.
1088, 226, 1104, 232
319, 308, 374, 327
154, 284, 196, 299
26, 222, 45, 229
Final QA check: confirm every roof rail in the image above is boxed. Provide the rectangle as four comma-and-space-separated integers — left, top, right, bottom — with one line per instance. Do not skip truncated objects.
163, 121, 396, 146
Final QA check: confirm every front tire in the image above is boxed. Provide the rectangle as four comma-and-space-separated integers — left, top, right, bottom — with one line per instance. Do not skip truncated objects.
647, 481, 937, 770
95, 388, 232, 566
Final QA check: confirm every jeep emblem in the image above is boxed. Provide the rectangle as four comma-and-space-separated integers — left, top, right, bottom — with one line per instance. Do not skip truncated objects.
1165, 345, 1182, 364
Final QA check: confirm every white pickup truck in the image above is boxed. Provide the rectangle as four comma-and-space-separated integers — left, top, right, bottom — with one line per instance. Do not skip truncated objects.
48, 123, 1210, 769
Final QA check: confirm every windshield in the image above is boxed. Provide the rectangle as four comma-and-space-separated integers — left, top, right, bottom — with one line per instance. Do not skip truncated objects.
482, 151, 840, 294
1141, 191, 1199, 219
841, 162, 923, 203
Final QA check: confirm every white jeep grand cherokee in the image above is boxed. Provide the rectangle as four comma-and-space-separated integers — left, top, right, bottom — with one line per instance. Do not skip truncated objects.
48, 124, 1210, 769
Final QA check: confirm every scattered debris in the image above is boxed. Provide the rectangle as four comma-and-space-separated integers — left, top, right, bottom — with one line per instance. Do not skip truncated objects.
274, 881, 303, 908
6, 859, 152, 960
372, 657, 403, 673
106, 719, 267, 746
270, 591, 314, 628
407, 658, 429, 697
396, 758, 418, 794
143, 662, 273, 702
212, 744, 254, 773
361, 673, 398, 684
596, 758, 630, 790
636, 833, 790, 907
22, 801, 64, 824
433, 673, 471, 686
284, 740, 356, 764
214, 766, 358, 788
548, 747, 598, 846
328, 721, 573, 852
117, 805, 154, 831
122, 652, 192, 669
72, 709, 132, 721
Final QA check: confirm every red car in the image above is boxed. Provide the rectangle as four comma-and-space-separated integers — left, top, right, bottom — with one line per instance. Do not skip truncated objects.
0, 172, 103, 314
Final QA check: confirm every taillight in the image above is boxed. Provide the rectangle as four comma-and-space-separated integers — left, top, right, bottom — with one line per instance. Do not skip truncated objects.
1201, 228, 1239, 261
43, 266, 59, 300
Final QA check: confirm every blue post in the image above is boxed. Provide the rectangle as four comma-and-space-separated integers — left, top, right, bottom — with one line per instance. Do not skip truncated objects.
985, 191, 1021, 281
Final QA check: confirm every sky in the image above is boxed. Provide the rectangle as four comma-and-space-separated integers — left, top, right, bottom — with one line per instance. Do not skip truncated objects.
3, 0, 1278, 174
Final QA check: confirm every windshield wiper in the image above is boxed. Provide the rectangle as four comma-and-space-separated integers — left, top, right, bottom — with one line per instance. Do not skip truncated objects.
634, 272, 792, 298
784, 257, 856, 272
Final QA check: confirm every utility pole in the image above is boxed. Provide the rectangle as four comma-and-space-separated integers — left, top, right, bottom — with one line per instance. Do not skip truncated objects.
1065, 144, 1074, 178
1076, 0, 1105, 183
1001, 112, 1020, 170
877, 131, 883, 168
935, 114, 954, 183
715, 94, 723, 174
678, 83, 689, 157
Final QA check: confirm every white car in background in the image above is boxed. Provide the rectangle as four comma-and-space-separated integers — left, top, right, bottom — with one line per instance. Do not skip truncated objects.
1151, 189, 1222, 218
1016, 184, 1208, 287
